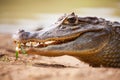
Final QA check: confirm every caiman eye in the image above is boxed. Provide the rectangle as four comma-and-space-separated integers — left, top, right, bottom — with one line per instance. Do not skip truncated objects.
67, 17, 77, 23
63, 16, 78, 25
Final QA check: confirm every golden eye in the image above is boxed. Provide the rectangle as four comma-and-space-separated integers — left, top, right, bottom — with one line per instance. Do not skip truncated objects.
67, 17, 77, 23
63, 16, 78, 25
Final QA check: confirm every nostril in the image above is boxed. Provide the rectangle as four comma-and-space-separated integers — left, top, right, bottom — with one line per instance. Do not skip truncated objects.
13, 29, 30, 41
20, 32, 30, 39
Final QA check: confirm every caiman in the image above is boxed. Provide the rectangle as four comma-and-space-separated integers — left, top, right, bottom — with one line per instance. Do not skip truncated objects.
13, 12, 120, 68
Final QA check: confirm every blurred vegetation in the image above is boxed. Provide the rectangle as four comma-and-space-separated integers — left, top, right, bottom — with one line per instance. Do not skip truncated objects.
0, 0, 120, 19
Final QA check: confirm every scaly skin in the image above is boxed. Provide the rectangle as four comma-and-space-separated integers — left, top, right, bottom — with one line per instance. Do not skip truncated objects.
13, 12, 120, 68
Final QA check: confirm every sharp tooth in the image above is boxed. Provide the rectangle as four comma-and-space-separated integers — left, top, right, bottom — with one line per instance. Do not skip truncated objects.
29, 42, 36, 47
26, 42, 40, 47
30, 42, 33, 47
20, 43, 26, 47
40, 42, 44, 44
24, 41, 55, 47
32, 42, 37, 45
26, 42, 32, 46
33, 42, 40, 47
45, 41, 55, 44
20, 43, 24, 46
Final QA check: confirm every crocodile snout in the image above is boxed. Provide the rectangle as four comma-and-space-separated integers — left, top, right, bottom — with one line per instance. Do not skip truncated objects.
12, 29, 30, 42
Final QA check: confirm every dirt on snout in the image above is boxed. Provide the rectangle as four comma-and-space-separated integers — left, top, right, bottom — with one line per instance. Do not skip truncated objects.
0, 33, 120, 80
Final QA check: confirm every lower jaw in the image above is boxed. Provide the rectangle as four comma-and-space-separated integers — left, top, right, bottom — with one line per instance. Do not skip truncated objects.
25, 46, 101, 57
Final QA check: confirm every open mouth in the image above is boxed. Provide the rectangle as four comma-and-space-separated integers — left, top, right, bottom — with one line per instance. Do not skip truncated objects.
14, 28, 103, 50
15, 32, 81, 49
14, 28, 103, 54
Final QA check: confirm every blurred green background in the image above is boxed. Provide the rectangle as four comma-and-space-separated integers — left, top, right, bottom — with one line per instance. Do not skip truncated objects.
0, 0, 120, 33
0, 0, 120, 18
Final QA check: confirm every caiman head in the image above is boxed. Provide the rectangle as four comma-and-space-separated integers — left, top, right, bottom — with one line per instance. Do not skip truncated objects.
13, 12, 111, 57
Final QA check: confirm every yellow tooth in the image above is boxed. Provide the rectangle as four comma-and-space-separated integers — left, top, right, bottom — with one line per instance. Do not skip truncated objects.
40, 42, 44, 44
26, 42, 32, 47
30, 42, 36, 47
30, 42, 32, 47
33, 42, 39, 47
45, 41, 55, 44
31, 42, 37, 45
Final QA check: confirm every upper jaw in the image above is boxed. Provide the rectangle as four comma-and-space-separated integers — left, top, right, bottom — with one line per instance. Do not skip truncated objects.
12, 26, 105, 50
12, 23, 105, 42
12, 28, 81, 48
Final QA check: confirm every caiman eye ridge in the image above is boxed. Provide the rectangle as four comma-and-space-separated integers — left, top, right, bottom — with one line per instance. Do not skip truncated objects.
62, 12, 79, 25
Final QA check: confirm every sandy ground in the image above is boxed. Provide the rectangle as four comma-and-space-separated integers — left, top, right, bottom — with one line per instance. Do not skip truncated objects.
0, 33, 120, 80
